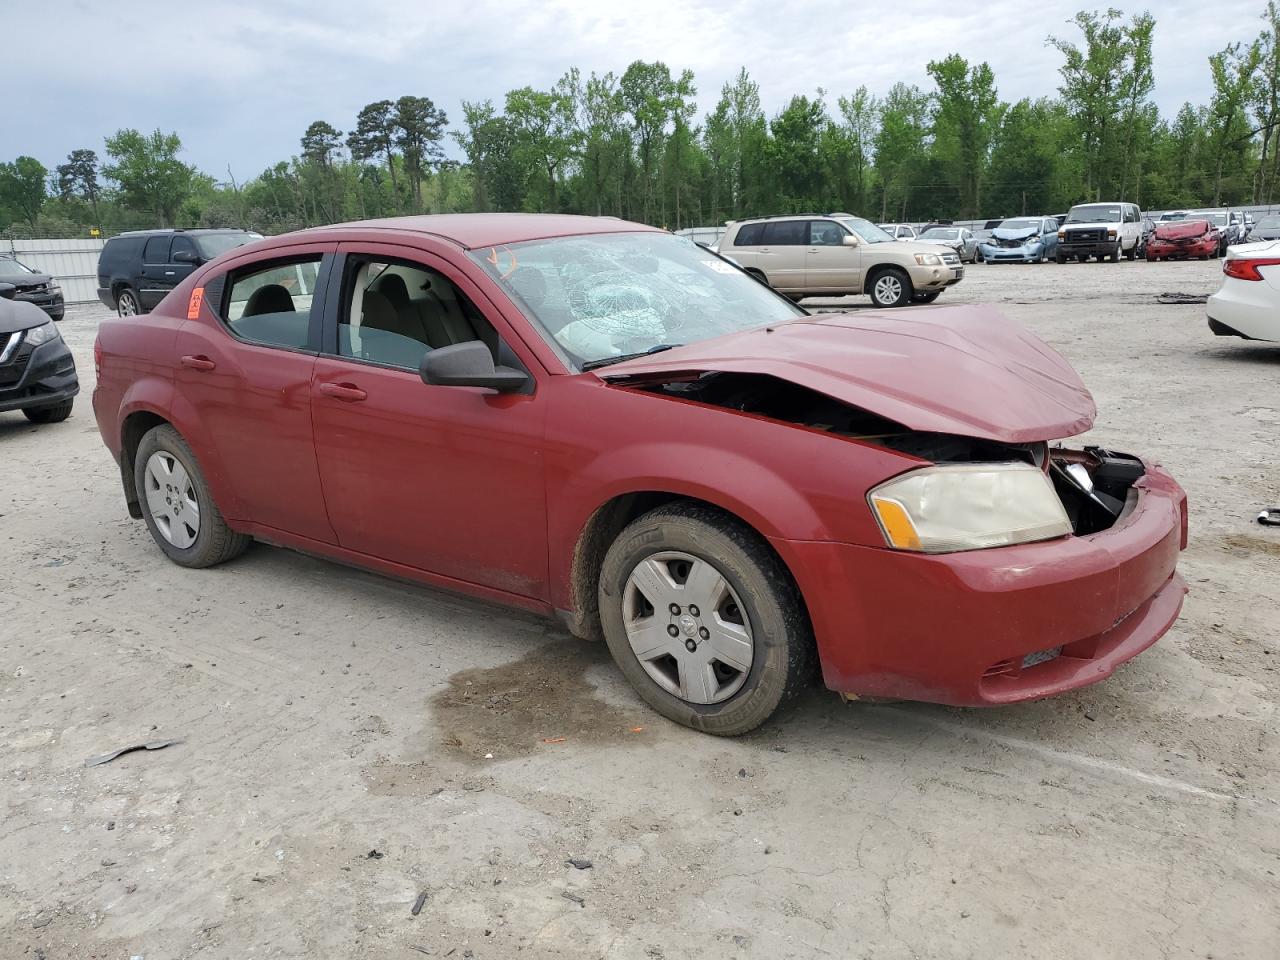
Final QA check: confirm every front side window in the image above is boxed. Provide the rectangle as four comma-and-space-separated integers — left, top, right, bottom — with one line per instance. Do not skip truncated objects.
471, 232, 803, 369
338, 258, 498, 370
170, 235, 197, 261
222, 257, 320, 349
809, 221, 847, 246
143, 235, 171, 263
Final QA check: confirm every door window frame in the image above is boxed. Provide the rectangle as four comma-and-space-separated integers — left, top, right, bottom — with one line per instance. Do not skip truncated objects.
207, 249, 335, 355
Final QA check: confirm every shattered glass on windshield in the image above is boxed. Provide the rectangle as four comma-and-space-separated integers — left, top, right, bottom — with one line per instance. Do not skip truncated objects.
472, 232, 803, 368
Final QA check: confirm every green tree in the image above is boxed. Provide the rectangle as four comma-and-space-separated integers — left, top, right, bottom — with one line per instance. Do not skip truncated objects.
575, 72, 627, 216
874, 83, 930, 220
1206, 40, 1263, 204
927, 55, 1001, 217
102, 129, 197, 226
455, 100, 524, 212
347, 100, 402, 211
55, 149, 101, 224
1250, 1, 1280, 201
766, 95, 827, 212
620, 61, 693, 221
704, 69, 768, 221
393, 96, 449, 211
985, 98, 1073, 215
0, 156, 48, 228
505, 74, 579, 211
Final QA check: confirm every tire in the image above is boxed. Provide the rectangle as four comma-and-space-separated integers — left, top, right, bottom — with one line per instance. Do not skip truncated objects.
598, 503, 815, 736
22, 399, 73, 424
912, 291, 942, 303
1055, 253, 1067, 264
974, 248, 985, 263
116, 287, 141, 317
1077, 254, 1089, 263
867, 267, 913, 308
1124, 243, 1137, 261
134, 424, 251, 568
1108, 244, 1121, 263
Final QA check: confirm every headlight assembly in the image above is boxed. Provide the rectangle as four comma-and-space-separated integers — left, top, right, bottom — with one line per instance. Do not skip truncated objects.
23, 322, 60, 347
869, 462, 1072, 553
914, 253, 944, 266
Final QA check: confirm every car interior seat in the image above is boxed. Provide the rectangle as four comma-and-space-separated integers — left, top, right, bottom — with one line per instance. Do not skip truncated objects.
242, 283, 295, 316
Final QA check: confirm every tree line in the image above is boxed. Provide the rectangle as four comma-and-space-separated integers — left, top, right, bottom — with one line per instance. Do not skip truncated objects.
3, 4, 1280, 239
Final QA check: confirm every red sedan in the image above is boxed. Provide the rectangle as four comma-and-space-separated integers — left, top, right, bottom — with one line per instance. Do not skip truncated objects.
93, 215, 1188, 735
1146, 219, 1222, 261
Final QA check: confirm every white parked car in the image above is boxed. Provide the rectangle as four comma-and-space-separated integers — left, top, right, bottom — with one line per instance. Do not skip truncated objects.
1207, 241, 1280, 341
878, 223, 918, 241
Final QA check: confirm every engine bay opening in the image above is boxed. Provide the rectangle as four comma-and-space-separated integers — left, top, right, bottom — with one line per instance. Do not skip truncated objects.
1048, 446, 1145, 535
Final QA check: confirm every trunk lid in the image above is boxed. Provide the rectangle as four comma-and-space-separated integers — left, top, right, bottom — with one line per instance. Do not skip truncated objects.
597, 306, 1096, 444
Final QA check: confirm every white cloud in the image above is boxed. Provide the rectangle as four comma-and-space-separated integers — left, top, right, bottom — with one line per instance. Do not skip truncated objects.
3, 0, 1270, 176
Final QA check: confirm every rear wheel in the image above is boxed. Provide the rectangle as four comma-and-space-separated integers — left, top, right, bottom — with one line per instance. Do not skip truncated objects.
598, 504, 815, 736
134, 424, 251, 568
22, 399, 73, 424
868, 268, 912, 308
116, 287, 140, 317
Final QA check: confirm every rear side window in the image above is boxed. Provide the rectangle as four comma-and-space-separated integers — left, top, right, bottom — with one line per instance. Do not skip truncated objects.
732, 222, 764, 246
221, 257, 322, 350
99, 236, 145, 273
761, 220, 807, 245
143, 236, 171, 263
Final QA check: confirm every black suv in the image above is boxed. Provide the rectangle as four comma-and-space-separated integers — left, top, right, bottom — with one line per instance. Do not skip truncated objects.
0, 256, 64, 321
97, 229, 261, 316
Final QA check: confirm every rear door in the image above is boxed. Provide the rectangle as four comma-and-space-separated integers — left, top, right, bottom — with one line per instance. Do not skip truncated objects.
758, 220, 808, 292
173, 243, 338, 542
138, 235, 173, 310
805, 220, 859, 292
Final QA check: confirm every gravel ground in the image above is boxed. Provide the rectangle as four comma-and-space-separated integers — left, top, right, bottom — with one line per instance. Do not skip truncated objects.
2, 258, 1278, 959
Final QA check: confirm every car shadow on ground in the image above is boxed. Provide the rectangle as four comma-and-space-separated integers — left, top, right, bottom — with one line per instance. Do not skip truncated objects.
1195, 344, 1280, 365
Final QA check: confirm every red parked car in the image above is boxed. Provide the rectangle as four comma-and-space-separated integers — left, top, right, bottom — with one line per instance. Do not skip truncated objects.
93, 215, 1188, 735
1145, 219, 1222, 261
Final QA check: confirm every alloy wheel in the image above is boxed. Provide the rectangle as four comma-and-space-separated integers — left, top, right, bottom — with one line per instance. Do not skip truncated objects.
118, 292, 138, 316
873, 274, 903, 305
143, 451, 200, 549
621, 551, 754, 705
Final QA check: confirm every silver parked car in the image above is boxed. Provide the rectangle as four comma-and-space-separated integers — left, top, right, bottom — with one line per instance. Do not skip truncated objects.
917, 226, 980, 263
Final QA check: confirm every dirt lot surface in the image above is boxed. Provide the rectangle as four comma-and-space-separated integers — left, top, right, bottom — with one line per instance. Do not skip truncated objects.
3, 259, 1278, 959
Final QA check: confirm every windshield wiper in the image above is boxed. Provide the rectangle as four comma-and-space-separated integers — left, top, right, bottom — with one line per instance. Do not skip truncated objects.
582, 343, 682, 371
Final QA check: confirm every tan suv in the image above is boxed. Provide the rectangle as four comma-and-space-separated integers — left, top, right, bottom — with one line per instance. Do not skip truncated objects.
717, 214, 965, 307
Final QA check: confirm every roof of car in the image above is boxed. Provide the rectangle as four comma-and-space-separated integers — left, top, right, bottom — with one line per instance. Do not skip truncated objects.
113, 228, 255, 237
306, 213, 662, 250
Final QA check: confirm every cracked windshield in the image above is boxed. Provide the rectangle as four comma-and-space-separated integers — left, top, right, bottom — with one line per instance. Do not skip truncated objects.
472, 233, 803, 369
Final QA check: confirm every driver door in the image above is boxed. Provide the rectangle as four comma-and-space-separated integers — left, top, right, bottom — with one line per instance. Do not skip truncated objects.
805, 220, 860, 291
309, 243, 550, 600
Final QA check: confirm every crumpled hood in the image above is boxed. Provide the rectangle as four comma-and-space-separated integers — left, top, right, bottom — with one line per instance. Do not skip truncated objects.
1154, 220, 1212, 241
992, 226, 1038, 242
598, 305, 1096, 444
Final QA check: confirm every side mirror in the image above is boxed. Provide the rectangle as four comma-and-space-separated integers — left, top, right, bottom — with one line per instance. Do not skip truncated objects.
0, 282, 15, 301
419, 340, 531, 394
841, 234, 860, 247
172, 250, 200, 265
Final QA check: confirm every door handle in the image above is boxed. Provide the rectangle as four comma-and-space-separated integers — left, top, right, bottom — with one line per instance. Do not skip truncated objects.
318, 381, 367, 402
180, 355, 216, 371
164, 271, 176, 276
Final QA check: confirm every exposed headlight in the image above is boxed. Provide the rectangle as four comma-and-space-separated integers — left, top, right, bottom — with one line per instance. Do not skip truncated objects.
23, 321, 60, 347
914, 253, 944, 266
47, 281, 61, 292
869, 462, 1071, 553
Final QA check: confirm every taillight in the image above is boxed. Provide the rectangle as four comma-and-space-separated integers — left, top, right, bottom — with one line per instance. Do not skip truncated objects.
1224, 257, 1280, 281
93, 338, 102, 377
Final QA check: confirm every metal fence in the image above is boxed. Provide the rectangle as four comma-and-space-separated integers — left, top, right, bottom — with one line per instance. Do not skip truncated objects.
3, 237, 105, 305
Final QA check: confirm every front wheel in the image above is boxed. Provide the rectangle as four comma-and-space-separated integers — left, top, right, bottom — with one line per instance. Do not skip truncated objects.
598, 504, 815, 736
868, 268, 913, 308
1108, 244, 1121, 263
1055, 253, 1067, 264
134, 424, 251, 568
22, 399, 74, 424
1124, 243, 1137, 261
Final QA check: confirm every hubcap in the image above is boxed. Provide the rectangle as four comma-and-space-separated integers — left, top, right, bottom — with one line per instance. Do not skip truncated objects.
874, 275, 902, 304
143, 451, 200, 548
621, 551, 753, 705
119, 294, 137, 316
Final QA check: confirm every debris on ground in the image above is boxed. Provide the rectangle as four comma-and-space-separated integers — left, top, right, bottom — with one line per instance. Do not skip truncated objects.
1258, 508, 1280, 527
541, 737, 566, 744
366, 849, 383, 859
84, 738, 180, 767
411, 891, 428, 916
565, 858, 593, 870
561, 891, 586, 907
32, 912, 52, 928
1155, 292, 1209, 304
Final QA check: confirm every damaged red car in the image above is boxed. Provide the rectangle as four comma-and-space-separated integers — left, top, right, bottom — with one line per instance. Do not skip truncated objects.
1146, 218, 1222, 261
93, 215, 1188, 736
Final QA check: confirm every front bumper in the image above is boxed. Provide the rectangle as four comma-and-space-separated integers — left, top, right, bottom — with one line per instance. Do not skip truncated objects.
0, 334, 79, 413
981, 243, 1045, 263
906, 262, 964, 290
774, 459, 1187, 707
1060, 240, 1120, 257
16, 291, 64, 320
1147, 238, 1217, 260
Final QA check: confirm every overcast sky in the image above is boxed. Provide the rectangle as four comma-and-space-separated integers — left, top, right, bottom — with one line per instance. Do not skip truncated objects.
4, 0, 1269, 179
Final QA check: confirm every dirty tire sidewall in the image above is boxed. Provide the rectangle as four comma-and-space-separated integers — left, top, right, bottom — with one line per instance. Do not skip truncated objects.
117, 288, 140, 317
868, 267, 912, 308
134, 424, 251, 569
598, 503, 814, 737
22, 399, 74, 423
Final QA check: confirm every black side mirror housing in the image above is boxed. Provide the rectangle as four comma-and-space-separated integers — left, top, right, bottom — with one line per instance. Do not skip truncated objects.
0, 282, 15, 300
419, 340, 531, 394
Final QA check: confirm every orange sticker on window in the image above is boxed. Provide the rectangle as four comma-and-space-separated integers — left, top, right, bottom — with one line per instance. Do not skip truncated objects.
186, 287, 205, 319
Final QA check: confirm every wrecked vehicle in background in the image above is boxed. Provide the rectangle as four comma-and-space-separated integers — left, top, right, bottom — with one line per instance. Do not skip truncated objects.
1146, 219, 1222, 261
978, 217, 1060, 263
93, 214, 1188, 737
